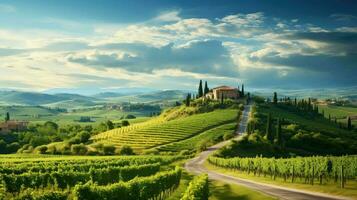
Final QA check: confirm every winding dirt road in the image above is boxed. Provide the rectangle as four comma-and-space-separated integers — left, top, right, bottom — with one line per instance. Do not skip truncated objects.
185, 104, 351, 200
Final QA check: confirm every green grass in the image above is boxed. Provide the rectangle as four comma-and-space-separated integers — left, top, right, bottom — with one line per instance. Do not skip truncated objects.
209, 180, 277, 200
0, 106, 152, 126
206, 162, 357, 199
158, 122, 237, 152
259, 104, 354, 137
92, 109, 238, 151
318, 104, 357, 125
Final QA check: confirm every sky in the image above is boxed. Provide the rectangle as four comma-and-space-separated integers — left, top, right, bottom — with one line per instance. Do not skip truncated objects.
0, 0, 356, 94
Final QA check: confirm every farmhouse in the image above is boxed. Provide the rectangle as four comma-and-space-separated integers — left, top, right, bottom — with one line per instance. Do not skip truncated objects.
0, 120, 28, 134
205, 85, 240, 100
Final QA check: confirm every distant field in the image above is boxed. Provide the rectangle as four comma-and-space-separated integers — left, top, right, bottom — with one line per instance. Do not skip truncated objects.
0, 106, 153, 125
318, 104, 357, 125
93, 109, 239, 152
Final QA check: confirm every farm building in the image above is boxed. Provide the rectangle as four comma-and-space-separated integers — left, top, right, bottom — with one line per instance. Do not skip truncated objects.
0, 120, 28, 134
205, 86, 240, 100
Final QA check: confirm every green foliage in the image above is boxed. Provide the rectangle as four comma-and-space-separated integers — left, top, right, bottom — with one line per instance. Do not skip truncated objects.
103, 144, 116, 155
118, 145, 135, 155
204, 81, 209, 96
273, 92, 278, 104
71, 143, 88, 155
209, 155, 357, 186
73, 167, 182, 200
198, 80, 203, 98
122, 120, 130, 126
181, 174, 209, 200
265, 113, 274, 143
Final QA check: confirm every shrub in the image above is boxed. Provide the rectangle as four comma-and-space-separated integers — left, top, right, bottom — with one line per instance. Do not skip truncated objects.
103, 144, 116, 155
117, 145, 134, 155
71, 143, 88, 155
125, 114, 136, 119
35, 145, 48, 154
122, 120, 130, 127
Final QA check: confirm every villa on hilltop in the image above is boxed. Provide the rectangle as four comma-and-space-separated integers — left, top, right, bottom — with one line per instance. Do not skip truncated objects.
205, 85, 240, 100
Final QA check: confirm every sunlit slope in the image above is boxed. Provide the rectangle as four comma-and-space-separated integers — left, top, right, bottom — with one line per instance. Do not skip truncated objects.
92, 109, 238, 151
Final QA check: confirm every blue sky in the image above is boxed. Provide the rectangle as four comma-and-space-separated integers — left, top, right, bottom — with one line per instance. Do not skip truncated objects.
0, 0, 356, 93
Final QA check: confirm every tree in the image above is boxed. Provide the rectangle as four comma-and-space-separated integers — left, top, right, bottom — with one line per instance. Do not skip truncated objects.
328, 114, 331, 121
273, 92, 278, 104
276, 118, 283, 148
106, 120, 114, 130
221, 93, 224, 104
294, 98, 297, 106
347, 117, 352, 130
5, 112, 10, 121
204, 81, 209, 95
266, 113, 274, 143
241, 84, 245, 96
185, 93, 191, 107
122, 120, 130, 127
198, 80, 203, 98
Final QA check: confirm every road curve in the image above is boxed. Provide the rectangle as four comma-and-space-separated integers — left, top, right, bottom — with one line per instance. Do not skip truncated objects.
185, 104, 351, 200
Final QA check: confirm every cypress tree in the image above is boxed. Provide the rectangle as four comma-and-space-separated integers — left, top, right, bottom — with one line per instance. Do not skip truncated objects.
273, 92, 278, 104
198, 80, 203, 98
185, 93, 191, 107
294, 98, 297, 106
347, 117, 352, 130
241, 84, 245, 96
5, 112, 10, 121
204, 81, 209, 95
276, 118, 283, 148
266, 113, 274, 143
329, 114, 331, 121
221, 93, 224, 104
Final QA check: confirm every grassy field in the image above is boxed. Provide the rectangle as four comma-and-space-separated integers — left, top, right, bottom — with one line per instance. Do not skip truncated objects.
206, 162, 357, 199
258, 104, 354, 137
92, 109, 239, 152
210, 180, 277, 200
0, 106, 151, 125
318, 104, 357, 125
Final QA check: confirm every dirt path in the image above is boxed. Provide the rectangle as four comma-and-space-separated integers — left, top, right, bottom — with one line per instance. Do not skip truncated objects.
185, 104, 350, 200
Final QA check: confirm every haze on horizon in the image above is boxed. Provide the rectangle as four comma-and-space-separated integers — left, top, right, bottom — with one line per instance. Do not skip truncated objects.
0, 0, 356, 94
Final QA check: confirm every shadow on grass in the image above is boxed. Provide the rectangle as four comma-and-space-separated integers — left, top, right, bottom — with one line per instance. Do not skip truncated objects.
210, 181, 250, 200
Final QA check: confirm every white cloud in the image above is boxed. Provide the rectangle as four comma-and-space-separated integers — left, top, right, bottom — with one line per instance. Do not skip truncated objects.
154, 10, 181, 22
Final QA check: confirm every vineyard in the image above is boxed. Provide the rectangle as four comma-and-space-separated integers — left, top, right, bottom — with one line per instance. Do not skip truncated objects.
0, 155, 189, 200
208, 155, 357, 187
92, 109, 238, 151
158, 122, 237, 152
181, 174, 209, 200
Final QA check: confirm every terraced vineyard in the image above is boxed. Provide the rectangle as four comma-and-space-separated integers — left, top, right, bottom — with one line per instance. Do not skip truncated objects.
158, 122, 237, 152
92, 109, 238, 151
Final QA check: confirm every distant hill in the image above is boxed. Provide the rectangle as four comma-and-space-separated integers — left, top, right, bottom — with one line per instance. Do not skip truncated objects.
106, 90, 188, 103
0, 91, 97, 106
0, 90, 189, 107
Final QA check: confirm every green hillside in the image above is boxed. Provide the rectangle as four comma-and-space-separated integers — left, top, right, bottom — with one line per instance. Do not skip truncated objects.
92, 109, 239, 152
318, 104, 357, 125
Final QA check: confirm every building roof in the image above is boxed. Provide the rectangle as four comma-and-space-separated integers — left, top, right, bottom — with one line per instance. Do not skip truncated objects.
212, 85, 237, 90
